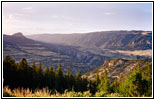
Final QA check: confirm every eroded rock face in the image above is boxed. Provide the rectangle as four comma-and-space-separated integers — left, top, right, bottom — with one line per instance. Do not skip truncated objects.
27, 30, 152, 50
84, 59, 152, 83
3, 30, 152, 75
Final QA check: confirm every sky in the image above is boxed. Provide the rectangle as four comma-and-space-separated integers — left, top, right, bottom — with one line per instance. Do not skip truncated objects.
2, 2, 153, 35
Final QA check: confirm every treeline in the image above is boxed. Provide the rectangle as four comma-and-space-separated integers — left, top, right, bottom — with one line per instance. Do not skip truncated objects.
3, 56, 96, 93
3, 56, 152, 97
98, 65, 152, 97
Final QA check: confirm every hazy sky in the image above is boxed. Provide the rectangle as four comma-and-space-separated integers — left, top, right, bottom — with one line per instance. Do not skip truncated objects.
2, 2, 152, 35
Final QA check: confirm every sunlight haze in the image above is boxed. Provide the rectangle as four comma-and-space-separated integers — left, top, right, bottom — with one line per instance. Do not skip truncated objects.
2, 2, 152, 35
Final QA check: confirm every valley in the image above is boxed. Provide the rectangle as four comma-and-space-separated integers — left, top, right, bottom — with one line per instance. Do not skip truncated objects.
3, 31, 152, 74
2, 2, 153, 97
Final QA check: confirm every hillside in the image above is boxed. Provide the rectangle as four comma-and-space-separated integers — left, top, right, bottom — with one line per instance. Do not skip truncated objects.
3, 33, 94, 74
3, 33, 115, 74
84, 59, 152, 82
27, 30, 152, 50
3, 31, 152, 74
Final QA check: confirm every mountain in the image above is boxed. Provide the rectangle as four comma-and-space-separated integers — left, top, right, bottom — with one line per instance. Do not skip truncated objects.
3, 31, 152, 74
83, 58, 152, 82
27, 30, 152, 50
3, 32, 38, 45
3, 33, 90, 74
3, 33, 114, 74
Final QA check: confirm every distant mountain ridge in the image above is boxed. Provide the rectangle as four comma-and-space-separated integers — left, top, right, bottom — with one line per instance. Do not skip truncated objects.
3, 33, 112, 74
4, 32, 38, 45
12, 32, 25, 37
3, 31, 152, 74
27, 30, 152, 50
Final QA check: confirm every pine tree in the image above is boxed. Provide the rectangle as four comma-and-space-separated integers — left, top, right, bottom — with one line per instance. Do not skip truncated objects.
31, 61, 37, 88
118, 73, 123, 82
36, 61, 43, 88
77, 71, 82, 79
17, 58, 28, 70
44, 66, 49, 75
55, 64, 64, 92
57, 64, 63, 77
144, 64, 152, 96
75, 71, 82, 91
49, 67, 53, 73
111, 73, 122, 93
95, 73, 100, 85
66, 69, 71, 78
32, 61, 36, 71
36, 61, 42, 73
99, 72, 104, 81
81, 76, 89, 92
48, 67, 55, 89
43, 66, 50, 87
97, 68, 110, 93
3, 56, 17, 87
65, 69, 72, 90
3, 56, 16, 69
119, 65, 148, 97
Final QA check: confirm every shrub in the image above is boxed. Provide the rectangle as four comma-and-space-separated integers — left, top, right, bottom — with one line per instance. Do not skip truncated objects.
106, 93, 121, 97
33, 87, 51, 97
83, 91, 92, 97
95, 91, 106, 97
3, 92, 12, 97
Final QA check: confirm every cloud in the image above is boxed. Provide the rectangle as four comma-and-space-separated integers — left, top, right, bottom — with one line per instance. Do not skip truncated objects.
51, 15, 59, 18
8, 14, 13, 19
23, 7, 32, 10
104, 12, 115, 16
51, 15, 77, 22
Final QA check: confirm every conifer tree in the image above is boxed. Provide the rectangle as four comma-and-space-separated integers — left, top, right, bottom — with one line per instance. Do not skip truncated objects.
17, 58, 28, 70
97, 68, 110, 93
32, 61, 36, 71
43, 66, 50, 87
53, 68, 56, 75
77, 71, 82, 80
36, 61, 43, 88
57, 64, 63, 77
111, 73, 123, 93
99, 72, 104, 81
95, 73, 100, 85
142, 64, 152, 96
66, 69, 71, 78
3, 56, 16, 69
119, 65, 148, 97
17, 58, 33, 87
44, 66, 49, 75
48, 67, 55, 89
55, 64, 64, 92
65, 69, 72, 90
31, 61, 37, 88
49, 67, 53, 73
118, 73, 123, 82
75, 71, 82, 91
3, 56, 17, 87
36, 61, 42, 73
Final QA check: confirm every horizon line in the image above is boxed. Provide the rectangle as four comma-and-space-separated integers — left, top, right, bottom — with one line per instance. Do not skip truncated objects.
3, 29, 152, 36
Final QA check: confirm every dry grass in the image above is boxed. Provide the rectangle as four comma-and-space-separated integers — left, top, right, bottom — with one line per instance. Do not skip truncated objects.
111, 50, 152, 57
3, 86, 148, 97
3, 86, 93, 97
3, 86, 52, 97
